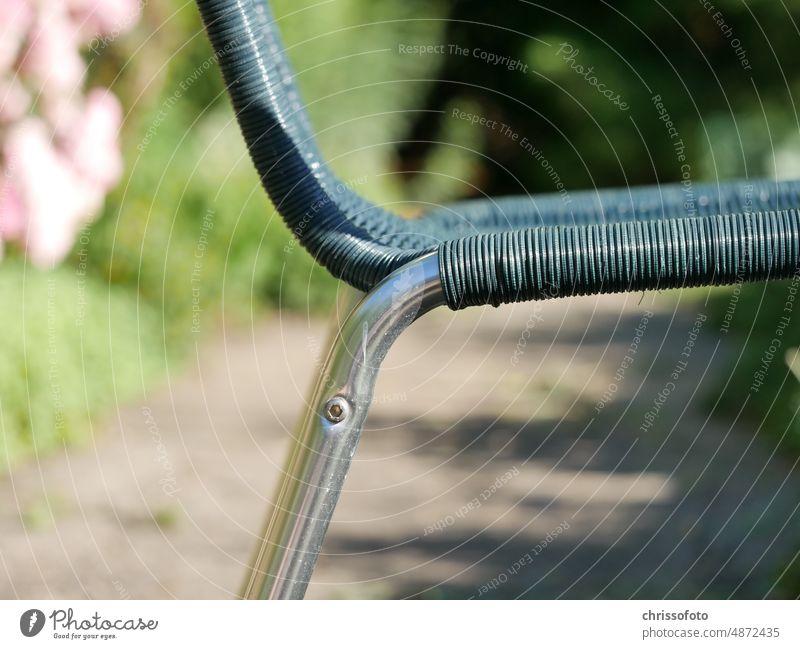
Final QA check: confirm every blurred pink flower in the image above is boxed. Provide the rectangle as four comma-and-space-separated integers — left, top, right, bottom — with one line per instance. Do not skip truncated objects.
0, 175, 26, 241
68, 0, 142, 40
64, 89, 123, 190
0, 78, 31, 123
4, 118, 104, 266
21, 3, 85, 97
0, 0, 32, 74
0, 0, 138, 267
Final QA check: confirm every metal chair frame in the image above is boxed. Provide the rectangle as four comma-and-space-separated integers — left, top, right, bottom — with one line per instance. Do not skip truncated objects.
192, 0, 800, 598
242, 253, 442, 599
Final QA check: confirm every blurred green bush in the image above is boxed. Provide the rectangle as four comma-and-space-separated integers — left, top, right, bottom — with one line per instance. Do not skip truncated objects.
84, 0, 446, 341
0, 259, 164, 469
2, 0, 445, 471
706, 281, 800, 452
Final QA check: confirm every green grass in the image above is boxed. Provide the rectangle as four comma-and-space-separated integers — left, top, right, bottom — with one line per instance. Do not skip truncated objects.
0, 259, 166, 471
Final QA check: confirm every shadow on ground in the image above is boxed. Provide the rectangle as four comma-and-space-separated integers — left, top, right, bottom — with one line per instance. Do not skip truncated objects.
2, 293, 799, 599
315, 298, 800, 599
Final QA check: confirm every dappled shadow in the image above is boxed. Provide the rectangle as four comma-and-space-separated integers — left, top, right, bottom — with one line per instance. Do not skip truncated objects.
319, 304, 800, 599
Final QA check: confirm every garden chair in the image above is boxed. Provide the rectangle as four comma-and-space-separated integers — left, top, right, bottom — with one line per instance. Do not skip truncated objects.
195, 0, 800, 599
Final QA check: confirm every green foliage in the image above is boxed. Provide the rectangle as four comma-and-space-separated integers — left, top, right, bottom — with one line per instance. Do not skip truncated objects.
773, 548, 800, 598
392, 0, 800, 201
3, 0, 447, 468
84, 103, 337, 346
83, 0, 447, 342
0, 260, 165, 471
706, 281, 800, 452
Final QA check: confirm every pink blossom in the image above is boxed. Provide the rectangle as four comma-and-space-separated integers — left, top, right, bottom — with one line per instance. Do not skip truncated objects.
0, 0, 32, 74
0, 175, 25, 241
21, 3, 85, 97
0, 0, 138, 268
0, 78, 31, 124
68, 0, 142, 40
4, 119, 102, 266
64, 89, 123, 190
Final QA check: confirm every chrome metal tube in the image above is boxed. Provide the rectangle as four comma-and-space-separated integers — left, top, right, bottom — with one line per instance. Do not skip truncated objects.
242, 252, 445, 600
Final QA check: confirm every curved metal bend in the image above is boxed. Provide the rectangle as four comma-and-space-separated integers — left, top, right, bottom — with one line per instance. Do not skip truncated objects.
242, 252, 444, 600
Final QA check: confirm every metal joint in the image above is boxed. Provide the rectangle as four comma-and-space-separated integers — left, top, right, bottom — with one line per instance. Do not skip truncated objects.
242, 252, 444, 599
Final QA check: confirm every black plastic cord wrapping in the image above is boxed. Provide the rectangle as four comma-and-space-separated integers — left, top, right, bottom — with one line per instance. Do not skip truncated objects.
196, 0, 800, 310
439, 211, 800, 308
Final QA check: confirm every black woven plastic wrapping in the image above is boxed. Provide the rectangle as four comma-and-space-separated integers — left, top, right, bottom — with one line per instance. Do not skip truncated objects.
195, 0, 800, 310
439, 211, 800, 308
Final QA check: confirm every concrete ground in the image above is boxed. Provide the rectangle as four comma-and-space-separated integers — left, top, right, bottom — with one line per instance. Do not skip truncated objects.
2, 290, 800, 599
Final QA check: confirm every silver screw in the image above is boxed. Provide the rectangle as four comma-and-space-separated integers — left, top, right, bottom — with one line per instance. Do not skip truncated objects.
324, 396, 350, 423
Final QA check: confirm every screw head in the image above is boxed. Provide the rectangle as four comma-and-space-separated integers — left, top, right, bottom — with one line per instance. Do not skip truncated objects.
324, 396, 350, 423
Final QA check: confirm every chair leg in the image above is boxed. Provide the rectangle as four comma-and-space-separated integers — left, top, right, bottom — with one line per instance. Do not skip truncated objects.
241, 252, 444, 600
